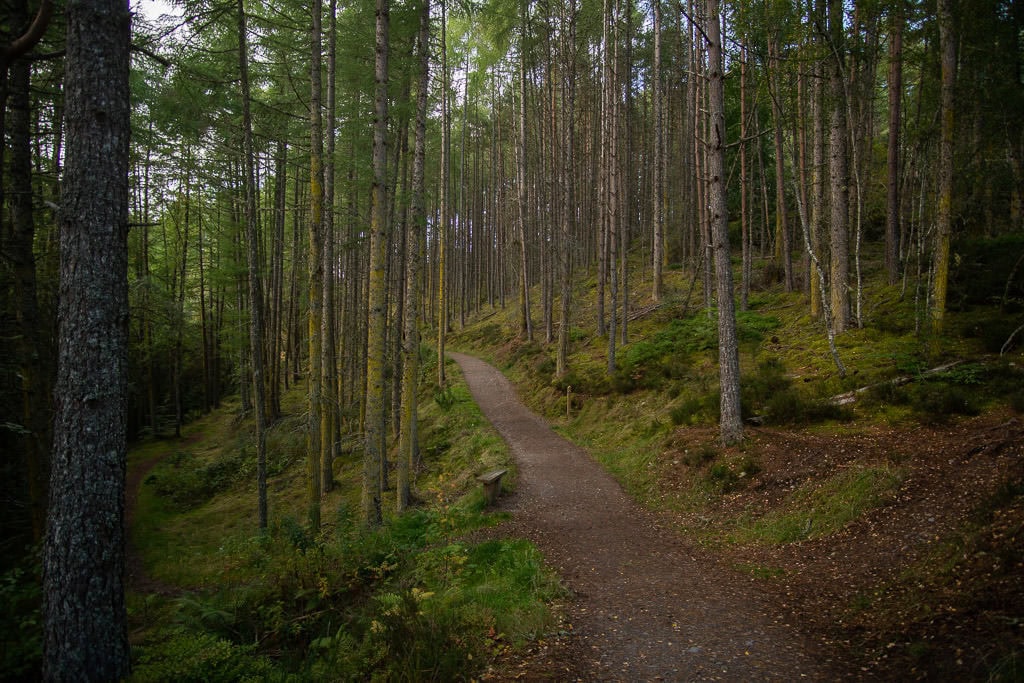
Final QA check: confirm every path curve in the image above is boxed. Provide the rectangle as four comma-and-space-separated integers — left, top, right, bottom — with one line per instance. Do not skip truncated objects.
451, 352, 841, 681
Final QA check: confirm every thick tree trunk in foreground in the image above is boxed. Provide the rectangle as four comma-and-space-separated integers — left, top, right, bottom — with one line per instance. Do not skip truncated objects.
43, 0, 131, 675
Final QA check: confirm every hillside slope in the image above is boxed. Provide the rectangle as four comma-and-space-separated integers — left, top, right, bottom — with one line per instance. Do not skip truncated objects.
449, 253, 1024, 680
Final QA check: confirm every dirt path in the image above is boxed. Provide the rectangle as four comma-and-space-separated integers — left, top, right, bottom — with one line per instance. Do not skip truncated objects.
125, 440, 189, 597
451, 352, 843, 681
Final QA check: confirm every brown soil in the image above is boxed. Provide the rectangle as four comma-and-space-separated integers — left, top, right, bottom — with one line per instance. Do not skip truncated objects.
451, 353, 1024, 681
453, 353, 843, 681
692, 419, 1024, 681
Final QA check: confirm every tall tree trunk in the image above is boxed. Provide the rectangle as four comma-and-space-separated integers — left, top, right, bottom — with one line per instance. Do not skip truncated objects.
932, 0, 955, 331
398, 0, 430, 512
238, 0, 269, 529
597, 4, 608, 337
809, 7, 825, 321
556, 0, 576, 377
827, 0, 850, 333
885, 2, 903, 285
438, 0, 449, 384
605, 0, 619, 374
307, 0, 325, 531
8, 34, 51, 543
706, 0, 742, 445
268, 141, 288, 420
43, 0, 131, 674
651, 0, 664, 303
517, 2, 533, 341
739, 43, 750, 311
769, 37, 794, 291
321, 0, 338, 494
364, 0, 390, 526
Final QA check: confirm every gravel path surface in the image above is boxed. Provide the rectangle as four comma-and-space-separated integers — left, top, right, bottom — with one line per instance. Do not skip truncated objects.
451, 352, 841, 681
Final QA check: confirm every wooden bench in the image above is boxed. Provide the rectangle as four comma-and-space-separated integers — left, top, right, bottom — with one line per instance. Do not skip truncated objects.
477, 469, 508, 507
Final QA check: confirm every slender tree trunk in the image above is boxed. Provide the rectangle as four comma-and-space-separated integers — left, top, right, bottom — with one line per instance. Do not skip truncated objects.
769, 37, 794, 291
932, 0, 955, 332
364, 0, 390, 526
238, 0, 268, 529
556, 0, 576, 377
739, 44, 750, 311
597, 9, 608, 337
809, 11, 825, 321
620, 0, 632, 345
43, 0, 131, 673
828, 0, 850, 333
885, 2, 903, 285
8, 38, 51, 543
605, 0, 619, 374
398, 0, 430, 512
517, 2, 533, 341
321, 0, 338, 494
706, 0, 742, 445
438, 0, 449, 383
268, 141, 287, 420
651, 0, 664, 303
307, 0, 325, 531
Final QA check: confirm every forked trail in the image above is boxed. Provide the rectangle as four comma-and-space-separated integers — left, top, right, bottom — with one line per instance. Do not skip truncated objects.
451, 352, 841, 681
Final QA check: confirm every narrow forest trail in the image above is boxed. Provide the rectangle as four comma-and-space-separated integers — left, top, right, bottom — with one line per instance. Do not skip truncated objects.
125, 438, 194, 597
450, 352, 844, 681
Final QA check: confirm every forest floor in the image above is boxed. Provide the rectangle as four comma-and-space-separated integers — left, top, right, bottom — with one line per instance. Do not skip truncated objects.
451, 353, 1024, 681
125, 435, 195, 598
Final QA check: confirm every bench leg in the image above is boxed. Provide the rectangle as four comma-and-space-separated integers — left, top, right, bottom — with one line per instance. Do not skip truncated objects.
482, 479, 502, 506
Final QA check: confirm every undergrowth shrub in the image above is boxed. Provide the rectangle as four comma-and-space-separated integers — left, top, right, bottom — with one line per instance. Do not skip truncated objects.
741, 358, 851, 426
909, 383, 980, 423
145, 450, 247, 511
670, 395, 706, 426
132, 628, 275, 683
1, 558, 41, 679
764, 390, 852, 425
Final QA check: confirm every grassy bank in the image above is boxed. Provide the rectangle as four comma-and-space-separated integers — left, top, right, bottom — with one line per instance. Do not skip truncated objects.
127, 352, 561, 681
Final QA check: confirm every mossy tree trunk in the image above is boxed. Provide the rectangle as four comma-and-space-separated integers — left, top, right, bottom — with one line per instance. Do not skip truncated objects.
363, 0, 389, 526
931, 0, 955, 333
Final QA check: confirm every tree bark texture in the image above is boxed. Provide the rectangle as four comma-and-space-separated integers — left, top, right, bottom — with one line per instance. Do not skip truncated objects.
363, 0, 389, 526
398, 0, 430, 512
43, 0, 132, 675
828, 0, 850, 333
885, 2, 903, 285
932, 0, 955, 331
705, 0, 743, 445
